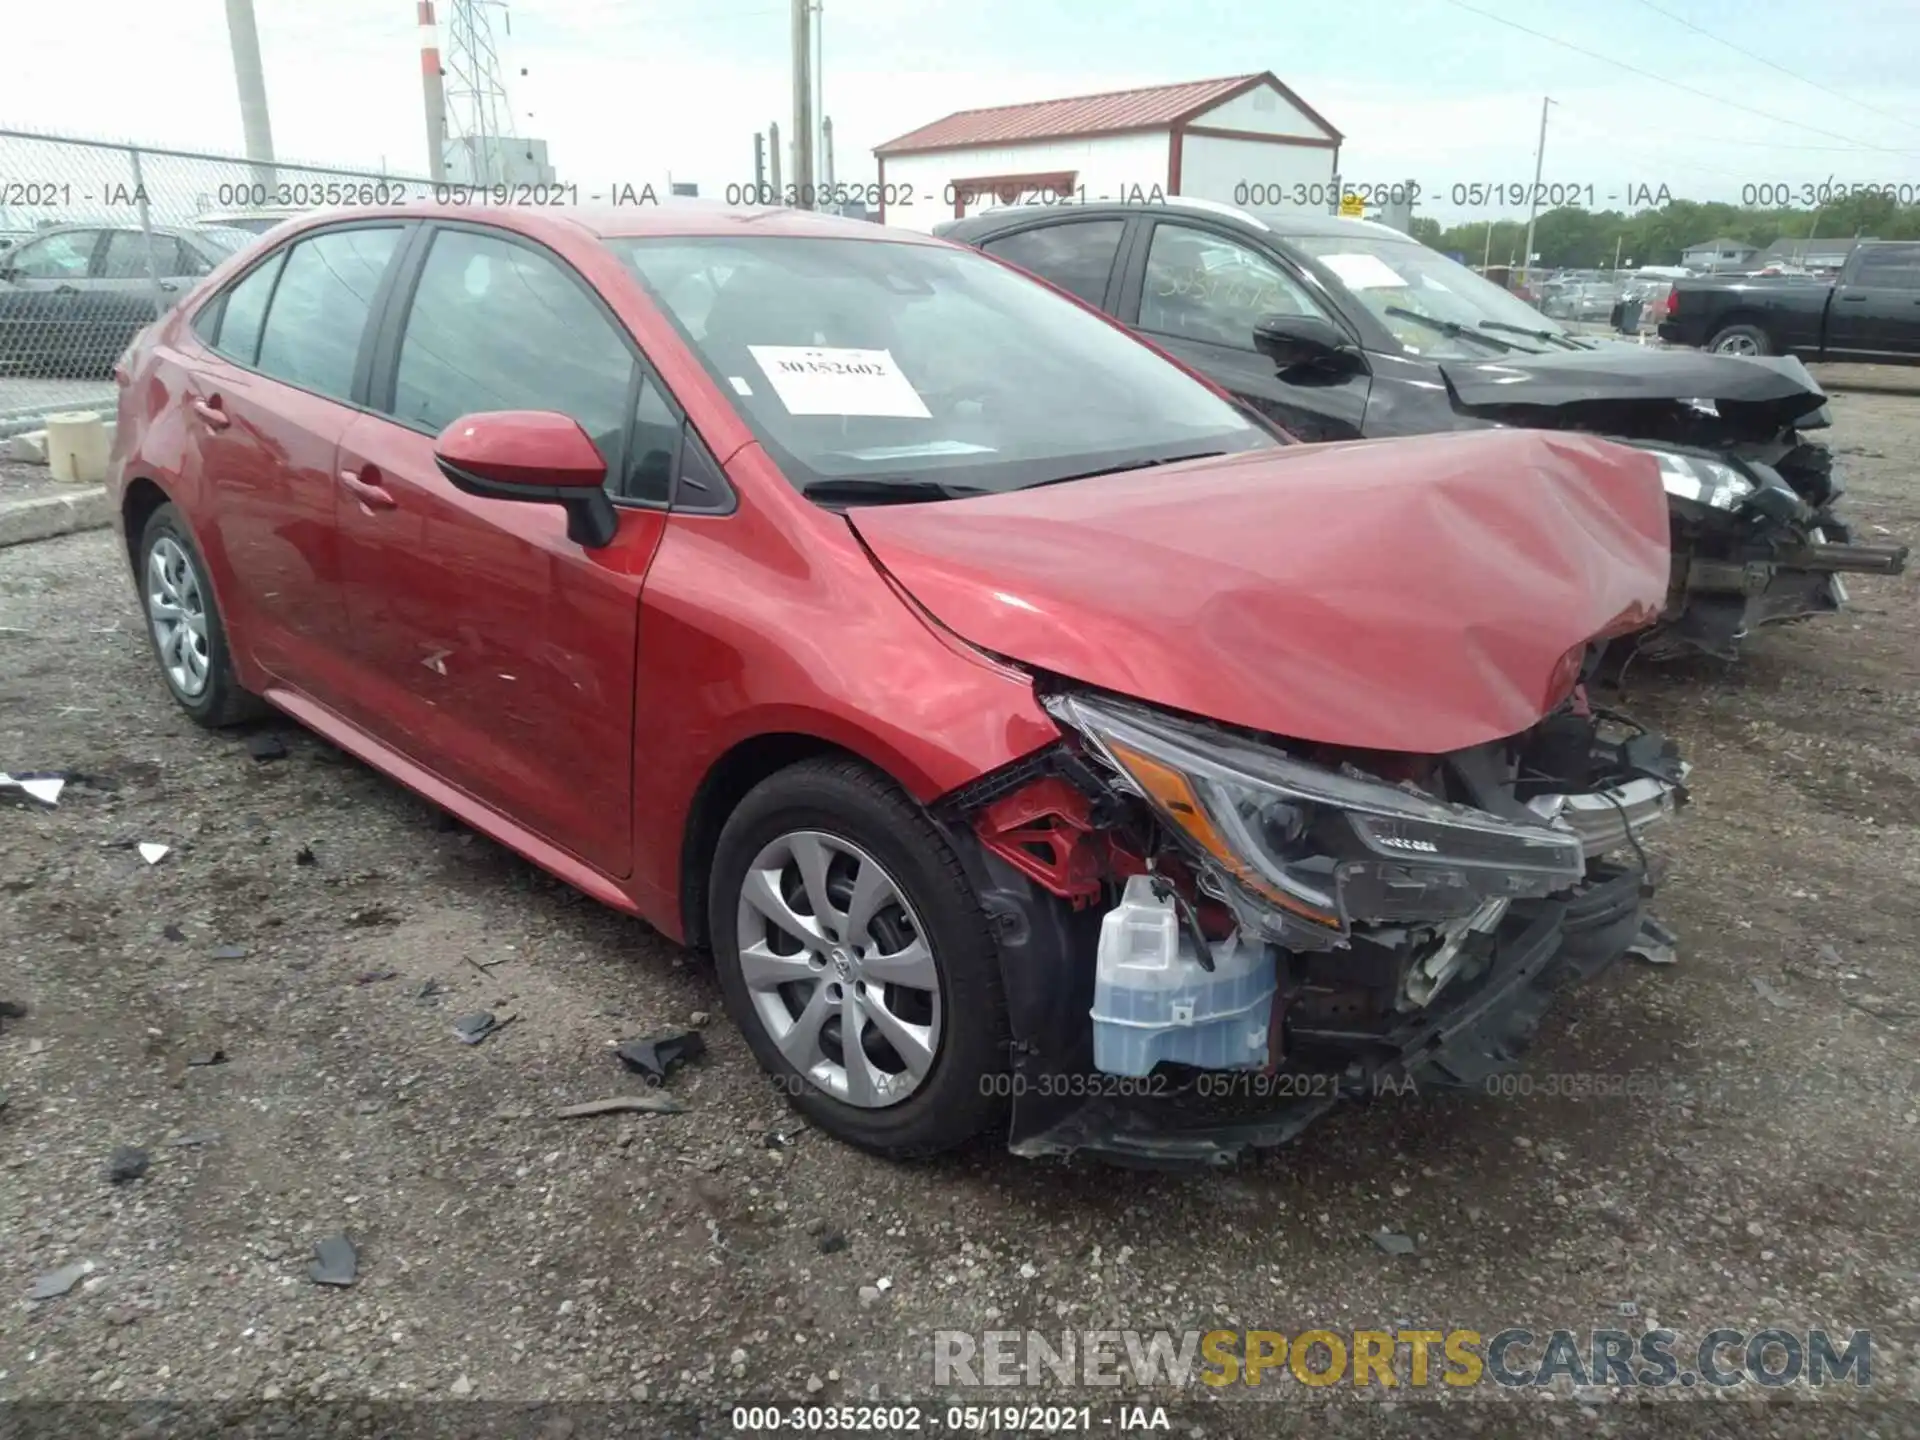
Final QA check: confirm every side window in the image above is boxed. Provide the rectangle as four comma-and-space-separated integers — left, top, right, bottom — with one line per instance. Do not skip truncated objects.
1854, 248, 1920, 291
626, 378, 681, 504
390, 228, 636, 482
255, 227, 402, 401
100, 231, 183, 279
1140, 223, 1324, 350
9, 231, 98, 279
982, 220, 1126, 306
200, 250, 287, 365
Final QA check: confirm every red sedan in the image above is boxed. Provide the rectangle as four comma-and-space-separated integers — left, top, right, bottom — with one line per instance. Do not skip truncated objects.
108, 203, 1687, 1165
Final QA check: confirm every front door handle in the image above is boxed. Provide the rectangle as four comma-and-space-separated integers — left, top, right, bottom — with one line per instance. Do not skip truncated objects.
53, 284, 78, 295
189, 396, 230, 430
339, 468, 397, 510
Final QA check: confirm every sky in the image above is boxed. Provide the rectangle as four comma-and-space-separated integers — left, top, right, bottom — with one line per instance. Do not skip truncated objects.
5, 0, 1919, 223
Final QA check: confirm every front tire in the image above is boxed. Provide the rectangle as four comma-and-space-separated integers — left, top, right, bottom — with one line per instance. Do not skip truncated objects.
708, 757, 1010, 1157
1708, 323, 1772, 357
136, 502, 264, 727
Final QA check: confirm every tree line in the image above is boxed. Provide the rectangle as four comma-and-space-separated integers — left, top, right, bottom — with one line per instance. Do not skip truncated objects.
1405, 192, 1920, 268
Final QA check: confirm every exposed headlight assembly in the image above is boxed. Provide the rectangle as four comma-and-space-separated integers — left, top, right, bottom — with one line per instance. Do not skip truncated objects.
1641, 448, 1755, 512
1046, 694, 1586, 950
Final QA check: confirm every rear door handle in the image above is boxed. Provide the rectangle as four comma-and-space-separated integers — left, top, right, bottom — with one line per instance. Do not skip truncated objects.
189, 396, 230, 430
339, 468, 397, 510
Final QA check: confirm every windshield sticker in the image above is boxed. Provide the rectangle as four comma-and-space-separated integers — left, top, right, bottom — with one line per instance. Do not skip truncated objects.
748, 345, 931, 418
842, 440, 997, 461
1319, 253, 1408, 290
728, 376, 753, 396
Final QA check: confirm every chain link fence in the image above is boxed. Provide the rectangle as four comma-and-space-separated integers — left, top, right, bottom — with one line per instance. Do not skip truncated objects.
0, 129, 431, 434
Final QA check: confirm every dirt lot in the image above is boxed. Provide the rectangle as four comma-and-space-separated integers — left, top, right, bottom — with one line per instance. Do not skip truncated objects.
2, 394, 1918, 1436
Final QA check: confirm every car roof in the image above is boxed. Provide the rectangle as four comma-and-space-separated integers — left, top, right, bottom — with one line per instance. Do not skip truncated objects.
264, 201, 939, 246
9, 221, 199, 239
940, 199, 1418, 246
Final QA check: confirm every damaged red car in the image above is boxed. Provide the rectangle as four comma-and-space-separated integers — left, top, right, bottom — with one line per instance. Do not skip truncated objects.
107, 205, 1690, 1164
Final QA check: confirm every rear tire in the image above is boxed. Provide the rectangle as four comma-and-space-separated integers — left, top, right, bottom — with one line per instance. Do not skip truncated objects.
708, 757, 1010, 1157
1708, 323, 1772, 357
135, 502, 265, 728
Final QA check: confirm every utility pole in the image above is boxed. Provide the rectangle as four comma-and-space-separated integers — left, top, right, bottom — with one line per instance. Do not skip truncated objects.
224, 0, 276, 187
1519, 95, 1555, 289
754, 132, 768, 199
418, 0, 449, 182
822, 116, 835, 192
814, 1, 825, 198
1481, 223, 1493, 273
1613, 233, 1623, 270
769, 120, 782, 198
790, 0, 814, 207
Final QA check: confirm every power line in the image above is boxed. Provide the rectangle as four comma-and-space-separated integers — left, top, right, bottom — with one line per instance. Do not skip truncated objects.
1623, 0, 1920, 137
1430, 0, 1920, 157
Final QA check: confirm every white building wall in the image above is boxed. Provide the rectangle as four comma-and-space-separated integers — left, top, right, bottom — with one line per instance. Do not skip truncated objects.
1189, 82, 1332, 141
1178, 134, 1338, 212
879, 132, 1171, 232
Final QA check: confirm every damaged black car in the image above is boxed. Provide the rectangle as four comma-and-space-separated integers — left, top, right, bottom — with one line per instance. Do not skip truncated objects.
938, 203, 1909, 661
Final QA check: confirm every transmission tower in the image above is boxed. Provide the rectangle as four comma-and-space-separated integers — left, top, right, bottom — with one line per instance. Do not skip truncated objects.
443, 0, 518, 185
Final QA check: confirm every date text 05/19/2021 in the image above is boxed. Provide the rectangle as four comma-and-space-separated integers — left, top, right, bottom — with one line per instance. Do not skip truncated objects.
730, 1403, 1171, 1432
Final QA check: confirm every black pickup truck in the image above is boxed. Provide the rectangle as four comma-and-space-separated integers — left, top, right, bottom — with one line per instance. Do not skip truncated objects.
1659, 241, 1920, 362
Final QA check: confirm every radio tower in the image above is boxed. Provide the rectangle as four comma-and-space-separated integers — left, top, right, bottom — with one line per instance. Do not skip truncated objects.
443, 0, 517, 185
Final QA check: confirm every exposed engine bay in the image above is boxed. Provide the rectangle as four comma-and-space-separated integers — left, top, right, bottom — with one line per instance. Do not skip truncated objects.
941, 677, 1689, 1166
1439, 351, 1909, 661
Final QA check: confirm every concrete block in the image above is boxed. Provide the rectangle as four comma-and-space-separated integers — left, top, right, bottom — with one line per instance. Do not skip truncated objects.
0, 487, 113, 548
4, 429, 49, 464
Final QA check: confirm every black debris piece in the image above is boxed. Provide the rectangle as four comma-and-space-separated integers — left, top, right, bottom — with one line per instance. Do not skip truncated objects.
0, 999, 27, 1034
106, 1146, 151, 1184
246, 733, 289, 763
294, 844, 317, 867
162, 923, 186, 943
186, 1049, 228, 1068
453, 1011, 514, 1046
355, 970, 400, 986
816, 1230, 848, 1255
310, 1233, 357, 1287
614, 1029, 708, 1086
210, 944, 249, 962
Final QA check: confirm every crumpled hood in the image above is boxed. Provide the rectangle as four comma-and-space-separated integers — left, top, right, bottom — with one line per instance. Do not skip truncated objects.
849, 429, 1671, 755
1440, 346, 1830, 431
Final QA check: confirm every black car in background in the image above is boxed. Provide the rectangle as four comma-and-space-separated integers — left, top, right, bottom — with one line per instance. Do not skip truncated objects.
1659, 241, 1920, 362
0, 223, 254, 377
939, 202, 1907, 661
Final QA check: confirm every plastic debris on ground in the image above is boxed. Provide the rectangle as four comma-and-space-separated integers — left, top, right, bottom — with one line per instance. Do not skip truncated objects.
1370, 1230, 1418, 1256
137, 843, 170, 865
614, 1029, 707, 1085
29, 1261, 93, 1300
295, 844, 316, 866
553, 1095, 689, 1119
309, 1233, 358, 1287
1, 772, 67, 806
245, 734, 289, 763
168, 1131, 221, 1148
453, 1011, 515, 1045
210, 944, 249, 961
1751, 976, 1791, 1009
162, 923, 186, 943
1626, 914, 1679, 966
416, 978, 446, 1001
0, 999, 27, 1035
105, 1146, 150, 1184
186, 1049, 228, 1067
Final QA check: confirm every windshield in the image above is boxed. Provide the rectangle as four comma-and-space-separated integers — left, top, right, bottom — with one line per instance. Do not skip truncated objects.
1277, 232, 1573, 358
614, 235, 1271, 497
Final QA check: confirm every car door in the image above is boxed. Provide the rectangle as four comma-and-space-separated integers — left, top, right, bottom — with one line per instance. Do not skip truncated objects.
1117, 220, 1371, 441
93, 231, 196, 368
976, 216, 1133, 310
182, 223, 408, 696
0, 229, 103, 373
332, 222, 674, 878
1824, 247, 1920, 359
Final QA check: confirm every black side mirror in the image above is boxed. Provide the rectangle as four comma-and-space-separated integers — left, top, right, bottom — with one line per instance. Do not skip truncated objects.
1252, 313, 1365, 375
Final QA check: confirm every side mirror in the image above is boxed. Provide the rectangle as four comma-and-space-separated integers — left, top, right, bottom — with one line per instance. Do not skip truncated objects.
1252, 313, 1364, 375
434, 410, 617, 548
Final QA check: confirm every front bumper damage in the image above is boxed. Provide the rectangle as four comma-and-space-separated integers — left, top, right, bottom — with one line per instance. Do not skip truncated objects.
939, 702, 1688, 1168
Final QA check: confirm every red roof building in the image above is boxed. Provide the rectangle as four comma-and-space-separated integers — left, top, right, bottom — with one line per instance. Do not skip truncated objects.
872, 72, 1342, 228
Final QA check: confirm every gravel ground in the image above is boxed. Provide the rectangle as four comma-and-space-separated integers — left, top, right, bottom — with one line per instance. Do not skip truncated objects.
2, 395, 1918, 1436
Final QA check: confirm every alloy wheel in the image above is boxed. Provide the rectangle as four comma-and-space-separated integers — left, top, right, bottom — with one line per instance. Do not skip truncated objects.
1714, 334, 1760, 356
733, 829, 943, 1108
146, 535, 211, 699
